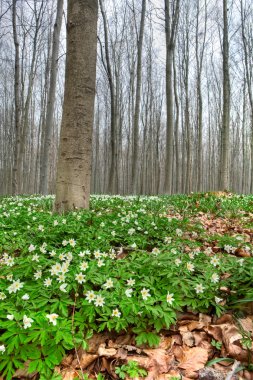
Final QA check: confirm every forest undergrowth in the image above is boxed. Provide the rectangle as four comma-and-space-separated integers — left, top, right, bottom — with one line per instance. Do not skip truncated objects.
0, 193, 253, 380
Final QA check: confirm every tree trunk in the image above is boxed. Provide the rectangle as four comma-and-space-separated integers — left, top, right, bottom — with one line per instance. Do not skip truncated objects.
219, 0, 230, 190
12, 0, 21, 195
40, 0, 63, 194
99, 0, 117, 194
164, 0, 180, 194
54, 0, 98, 212
132, 0, 146, 194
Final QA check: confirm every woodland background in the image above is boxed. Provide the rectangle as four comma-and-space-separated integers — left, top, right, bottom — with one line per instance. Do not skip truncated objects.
0, 0, 252, 196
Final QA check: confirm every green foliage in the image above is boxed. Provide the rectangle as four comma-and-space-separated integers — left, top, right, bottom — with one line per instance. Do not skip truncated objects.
0, 193, 252, 377
115, 360, 147, 379
211, 339, 222, 350
134, 330, 160, 347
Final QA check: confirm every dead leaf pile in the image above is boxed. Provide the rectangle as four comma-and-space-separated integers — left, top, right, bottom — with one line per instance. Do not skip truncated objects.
48, 313, 253, 380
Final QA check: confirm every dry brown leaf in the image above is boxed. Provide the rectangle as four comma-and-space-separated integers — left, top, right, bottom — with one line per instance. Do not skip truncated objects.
72, 352, 98, 369
186, 320, 205, 331
199, 313, 212, 325
171, 334, 183, 346
158, 336, 172, 349
114, 334, 133, 346
192, 331, 208, 345
125, 355, 153, 370
220, 324, 242, 345
204, 325, 223, 342
179, 325, 189, 332
198, 340, 214, 359
115, 347, 128, 360
242, 370, 253, 380
216, 314, 234, 325
61, 369, 80, 380
13, 361, 36, 378
87, 333, 111, 353
178, 347, 208, 372
235, 248, 251, 257
220, 273, 232, 280
165, 370, 182, 378
61, 354, 74, 367
217, 323, 250, 361
143, 348, 174, 373
173, 345, 184, 361
238, 317, 253, 334
181, 331, 195, 347
100, 357, 111, 372
182, 369, 199, 379
98, 344, 117, 357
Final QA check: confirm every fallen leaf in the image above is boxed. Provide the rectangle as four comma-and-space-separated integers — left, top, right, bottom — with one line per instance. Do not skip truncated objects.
199, 313, 212, 325
216, 315, 234, 325
115, 347, 128, 360
87, 333, 111, 353
72, 352, 98, 369
98, 344, 117, 357
181, 331, 195, 347
235, 248, 251, 257
185, 320, 205, 331
204, 325, 223, 342
143, 348, 174, 373
13, 361, 36, 378
61, 354, 74, 367
238, 317, 253, 334
178, 347, 208, 372
61, 369, 80, 380
158, 336, 172, 349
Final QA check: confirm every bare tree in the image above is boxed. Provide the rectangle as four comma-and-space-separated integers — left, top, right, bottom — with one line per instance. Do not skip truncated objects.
219, 0, 230, 190
164, 0, 180, 194
40, 0, 64, 194
99, 0, 117, 194
12, 0, 21, 194
131, 0, 146, 193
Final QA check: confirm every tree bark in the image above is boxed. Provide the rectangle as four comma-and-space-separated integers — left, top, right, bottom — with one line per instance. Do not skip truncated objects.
164, 0, 180, 194
40, 0, 63, 194
12, 0, 21, 195
99, 0, 117, 194
219, 0, 230, 190
54, 0, 98, 212
132, 0, 146, 193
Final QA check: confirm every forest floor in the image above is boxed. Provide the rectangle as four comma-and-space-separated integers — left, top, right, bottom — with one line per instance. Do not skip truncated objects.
0, 192, 253, 380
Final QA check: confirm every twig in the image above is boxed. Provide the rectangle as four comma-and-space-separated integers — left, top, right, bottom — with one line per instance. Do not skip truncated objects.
225, 360, 240, 380
71, 292, 85, 380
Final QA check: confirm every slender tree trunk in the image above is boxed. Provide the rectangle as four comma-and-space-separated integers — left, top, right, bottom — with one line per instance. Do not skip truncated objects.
241, 0, 253, 192
99, 0, 117, 194
40, 0, 63, 194
132, 0, 146, 194
164, 0, 180, 194
219, 0, 230, 190
173, 53, 180, 193
54, 0, 98, 212
12, 0, 21, 195
195, 0, 207, 192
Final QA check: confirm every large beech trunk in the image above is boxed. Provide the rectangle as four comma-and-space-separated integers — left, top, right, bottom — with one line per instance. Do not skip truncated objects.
54, 0, 98, 212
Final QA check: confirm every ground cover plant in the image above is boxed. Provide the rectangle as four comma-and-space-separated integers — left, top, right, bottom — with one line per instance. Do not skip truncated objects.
0, 193, 252, 379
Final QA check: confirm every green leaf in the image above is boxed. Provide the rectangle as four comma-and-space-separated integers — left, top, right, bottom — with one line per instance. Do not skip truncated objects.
206, 357, 234, 367
28, 359, 40, 373
135, 332, 160, 347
